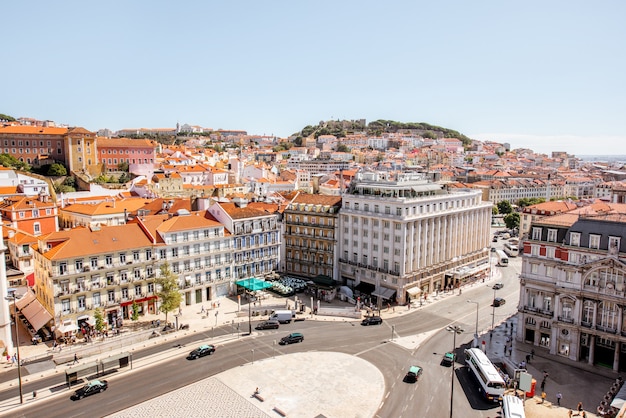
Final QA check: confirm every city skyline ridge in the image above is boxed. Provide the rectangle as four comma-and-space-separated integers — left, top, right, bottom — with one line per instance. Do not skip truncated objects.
4, 1, 624, 157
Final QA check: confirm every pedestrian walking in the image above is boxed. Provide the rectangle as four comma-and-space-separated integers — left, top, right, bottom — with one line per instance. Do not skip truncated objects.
556, 392, 562, 406
73, 353, 78, 364
508, 346, 512, 356
577, 401, 583, 412
526, 354, 531, 364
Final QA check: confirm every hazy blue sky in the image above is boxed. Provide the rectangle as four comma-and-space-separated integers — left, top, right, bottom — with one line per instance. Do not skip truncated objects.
4, 1, 625, 156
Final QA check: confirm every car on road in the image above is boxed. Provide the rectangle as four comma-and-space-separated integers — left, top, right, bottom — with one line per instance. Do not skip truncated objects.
279, 332, 304, 345
492, 282, 504, 290
441, 352, 455, 367
71, 379, 108, 400
187, 344, 216, 360
361, 316, 383, 326
255, 320, 280, 330
493, 297, 506, 307
404, 365, 423, 383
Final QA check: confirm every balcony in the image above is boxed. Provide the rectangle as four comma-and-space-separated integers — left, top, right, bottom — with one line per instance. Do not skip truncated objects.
557, 316, 575, 324
596, 325, 617, 334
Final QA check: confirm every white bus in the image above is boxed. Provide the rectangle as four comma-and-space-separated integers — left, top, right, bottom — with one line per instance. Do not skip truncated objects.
464, 348, 506, 402
502, 394, 526, 418
503, 242, 519, 257
496, 250, 509, 267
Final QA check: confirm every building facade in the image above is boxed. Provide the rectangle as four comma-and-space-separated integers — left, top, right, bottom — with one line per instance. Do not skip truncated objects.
338, 171, 492, 305
283, 193, 342, 283
518, 212, 626, 372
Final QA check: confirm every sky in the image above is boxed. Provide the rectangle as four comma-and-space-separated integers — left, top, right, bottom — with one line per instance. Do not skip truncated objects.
4, 1, 626, 156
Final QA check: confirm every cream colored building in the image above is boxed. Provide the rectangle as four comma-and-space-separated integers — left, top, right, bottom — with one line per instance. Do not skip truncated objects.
339, 171, 492, 305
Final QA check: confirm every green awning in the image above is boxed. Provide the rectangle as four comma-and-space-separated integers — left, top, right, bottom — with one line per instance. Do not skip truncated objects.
311, 275, 334, 286
236, 278, 273, 291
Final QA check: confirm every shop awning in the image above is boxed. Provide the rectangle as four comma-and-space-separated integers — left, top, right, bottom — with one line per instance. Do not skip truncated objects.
58, 323, 79, 334
310, 275, 334, 286
372, 287, 396, 300
236, 278, 273, 291
406, 287, 422, 296
354, 282, 375, 294
15, 289, 52, 331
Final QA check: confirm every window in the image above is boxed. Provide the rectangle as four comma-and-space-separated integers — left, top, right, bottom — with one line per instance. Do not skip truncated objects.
93, 292, 101, 307
105, 255, 113, 266
532, 227, 542, 240
570, 232, 581, 247
108, 290, 115, 302
547, 229, 557, 242
582, 301, 594, 323
609, 236, 620, 254
590, 234, 601, 249
62, 299, 70, 314
120, 253, 126, 264
33, 222, 41, 234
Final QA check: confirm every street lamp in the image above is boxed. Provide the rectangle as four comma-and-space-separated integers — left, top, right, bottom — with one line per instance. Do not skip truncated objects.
5, 290, 23, 404
488, 285, 498, 333
446, 325, 464, 418
248, 292, 252, 335
466, 300, 479, 347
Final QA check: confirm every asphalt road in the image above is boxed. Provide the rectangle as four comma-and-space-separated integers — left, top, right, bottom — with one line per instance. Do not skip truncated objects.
3, 258, 523, 418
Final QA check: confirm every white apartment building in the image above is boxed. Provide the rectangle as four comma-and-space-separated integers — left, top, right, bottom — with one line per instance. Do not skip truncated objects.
338, 171, 492, 305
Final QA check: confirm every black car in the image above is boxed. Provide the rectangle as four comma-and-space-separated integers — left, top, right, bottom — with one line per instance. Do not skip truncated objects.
493, 297, 506, 307
187, 344, 216, 360
71, 379, 108, 400
361, 316, 383, 326
255, 320, 280, 330
279, 332, 304, 345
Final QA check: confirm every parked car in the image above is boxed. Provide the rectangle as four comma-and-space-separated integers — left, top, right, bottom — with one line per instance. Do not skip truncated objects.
361, 316, 383, 326
187, 344, 216, 360
71, 379, 108, 400
493, 297, 506, 307
255, 320, 280, 330
279, 332, 304, 345
441, 352, 455, 367
404, 365, 423, 383
493, 283, 504, 290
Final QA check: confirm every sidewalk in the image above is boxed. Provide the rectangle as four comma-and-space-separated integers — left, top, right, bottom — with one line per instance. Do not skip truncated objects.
3, 271, 611, 417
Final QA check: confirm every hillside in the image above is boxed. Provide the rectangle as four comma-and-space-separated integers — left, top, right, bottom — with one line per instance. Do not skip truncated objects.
292, 119, 471, 147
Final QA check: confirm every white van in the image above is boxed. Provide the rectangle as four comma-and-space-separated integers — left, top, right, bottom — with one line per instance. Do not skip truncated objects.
269, 310, 294, 324
501, 395, 526, 418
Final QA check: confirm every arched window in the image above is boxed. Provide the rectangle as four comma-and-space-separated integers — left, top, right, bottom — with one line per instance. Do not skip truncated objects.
598, 301, 618, 330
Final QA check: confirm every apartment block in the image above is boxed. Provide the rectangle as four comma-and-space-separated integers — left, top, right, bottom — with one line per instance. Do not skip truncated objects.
339, 171, 492, 305
518, 211, 626, 371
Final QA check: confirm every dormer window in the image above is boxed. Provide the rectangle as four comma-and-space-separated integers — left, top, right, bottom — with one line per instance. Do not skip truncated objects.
570, 232, 581, 247
589, 234, 601, 250
547, 229, 557, 242
532, 227, 541, 240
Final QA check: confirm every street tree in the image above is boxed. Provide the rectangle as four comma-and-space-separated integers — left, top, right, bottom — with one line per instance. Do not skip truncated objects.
156, 262, 182, 324
504, 212, 520, 230
131, 300, 140, 321
497, 200, 513, 215
94, 307, 106, 333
